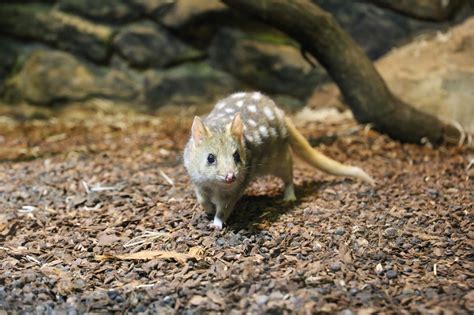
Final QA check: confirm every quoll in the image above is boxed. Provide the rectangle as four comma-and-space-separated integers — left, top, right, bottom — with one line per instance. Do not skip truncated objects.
183, 92, 374, 229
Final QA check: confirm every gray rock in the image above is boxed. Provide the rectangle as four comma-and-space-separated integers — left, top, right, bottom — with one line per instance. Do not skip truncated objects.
209, 28, 328, 100
386, 269, 398, 279
113, 21, 203, 69
58, 0, 140, 23
255, 295, 269, 305
58, 0, 174, 23
0, 4, 113, 62
335, 227, 346, 236
159, 0, 228, 29
314, 0, 442, 59
3, 49, 140, 105
144, 62, 240, 107
329, 261, 342, 272
384, 227, 398, 239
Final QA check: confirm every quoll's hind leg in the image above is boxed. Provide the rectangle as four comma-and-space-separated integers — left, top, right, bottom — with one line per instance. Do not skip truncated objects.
195, 187, 215, 215
275, 149, 296, 202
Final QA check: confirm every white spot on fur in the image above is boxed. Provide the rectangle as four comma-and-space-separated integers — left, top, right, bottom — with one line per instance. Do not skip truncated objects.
245, 134, 253, 142
248, 105, 257, 113
216, 101, 225, 109
236, 100, 244, 107
225, 107, 235, 114
232, 92, 246, 98
269, 127, 277, 137
259, 125, 268, 138
247, 119, 257, 126
251, 92, 262, 100
253, 131, 261, 143
263, 106, 275, 120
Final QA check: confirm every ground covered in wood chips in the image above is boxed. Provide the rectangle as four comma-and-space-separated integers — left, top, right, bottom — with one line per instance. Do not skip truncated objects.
0, 101, 473, 314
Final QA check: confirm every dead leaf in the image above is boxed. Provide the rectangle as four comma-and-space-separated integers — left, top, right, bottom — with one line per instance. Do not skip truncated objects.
189, 295, 207, 306
188, 246, 204, 258
358, 308, 377, 315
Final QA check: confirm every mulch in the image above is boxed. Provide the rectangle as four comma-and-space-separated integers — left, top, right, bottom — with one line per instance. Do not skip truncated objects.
0, 102, 472, 314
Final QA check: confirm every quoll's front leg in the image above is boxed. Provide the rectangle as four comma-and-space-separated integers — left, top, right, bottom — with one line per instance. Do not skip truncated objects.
209, 198, 238, 230
195, 188, 215, 215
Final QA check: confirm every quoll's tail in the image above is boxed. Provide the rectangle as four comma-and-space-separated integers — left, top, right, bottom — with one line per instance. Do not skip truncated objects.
284, 117, 375, 186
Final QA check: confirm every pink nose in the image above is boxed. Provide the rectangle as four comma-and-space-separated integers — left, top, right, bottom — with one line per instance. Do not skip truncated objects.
225, 173, 236, 183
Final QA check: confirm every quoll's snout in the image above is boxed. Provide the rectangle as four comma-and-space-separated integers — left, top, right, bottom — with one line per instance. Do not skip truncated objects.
224, 172, 236, 184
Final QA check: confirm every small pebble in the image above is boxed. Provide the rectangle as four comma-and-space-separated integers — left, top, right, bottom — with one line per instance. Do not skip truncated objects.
387, 269, 398, 279
23, 292, 35, 304
107, 290, 124, 302
334, 227, 345, 236
329, 261, 342, 272
384, 227, 398, 239
339, 309, 354, 315
427, 188, 439, 198
163, 296, 175, 306
255, 295, 269, 305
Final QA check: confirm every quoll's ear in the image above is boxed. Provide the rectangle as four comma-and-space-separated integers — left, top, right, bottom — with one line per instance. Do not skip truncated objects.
229, 113, 244, 140
191, 116, 209, 145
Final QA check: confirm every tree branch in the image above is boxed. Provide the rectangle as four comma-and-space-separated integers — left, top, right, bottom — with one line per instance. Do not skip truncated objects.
222, 0, 459, 144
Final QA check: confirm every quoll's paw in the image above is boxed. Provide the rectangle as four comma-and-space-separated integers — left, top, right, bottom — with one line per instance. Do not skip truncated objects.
208, 217, 223, 230
283, 194, 297, 203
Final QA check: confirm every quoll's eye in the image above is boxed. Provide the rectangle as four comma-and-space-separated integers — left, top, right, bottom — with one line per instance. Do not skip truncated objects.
207, 153, 216, 165
233, 150, 241, 164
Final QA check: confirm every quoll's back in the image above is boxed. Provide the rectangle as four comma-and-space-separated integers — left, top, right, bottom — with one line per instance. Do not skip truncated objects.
204, 92, 290, 177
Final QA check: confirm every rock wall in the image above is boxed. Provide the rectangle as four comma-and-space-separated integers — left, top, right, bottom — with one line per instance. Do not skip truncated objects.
0, 0, 471, 108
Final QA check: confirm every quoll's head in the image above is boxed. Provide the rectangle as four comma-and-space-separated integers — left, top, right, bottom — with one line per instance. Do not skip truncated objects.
187, 113, 247, 187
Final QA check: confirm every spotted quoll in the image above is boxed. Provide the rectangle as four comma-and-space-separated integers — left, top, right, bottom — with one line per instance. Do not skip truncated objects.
183, 92, 374, 229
